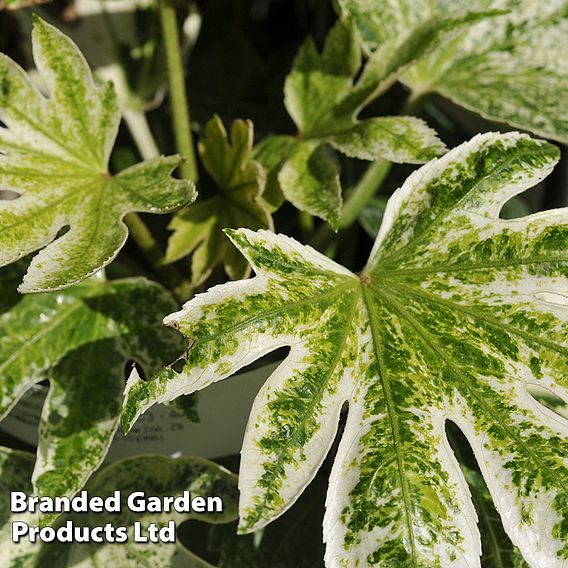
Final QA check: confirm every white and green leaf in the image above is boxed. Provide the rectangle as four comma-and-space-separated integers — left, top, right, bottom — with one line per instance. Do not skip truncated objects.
123, 132, 567, 567
264, 16, 461, 225
0, 268, 185, 522
0, 448, 238, 567
341, 0, 568, 144
166, 116, 272, 284
252, 135, 299, 213
0, 17, 195, 293
266, 9, 500, 225
0, 448, 37, 567
278, 141, 343, 230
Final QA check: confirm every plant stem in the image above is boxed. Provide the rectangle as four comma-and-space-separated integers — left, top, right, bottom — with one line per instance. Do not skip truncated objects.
159, 0, 198, 181
124, 214, 169, 273
339, 159, 392, 228
123, 109, 160, 160
124, 213, 193, 301
299, 210, 314, 238
122, 109, 192, 301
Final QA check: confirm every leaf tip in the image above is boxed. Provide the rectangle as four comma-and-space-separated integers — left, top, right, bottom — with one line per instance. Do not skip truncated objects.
120, 366, 144, 434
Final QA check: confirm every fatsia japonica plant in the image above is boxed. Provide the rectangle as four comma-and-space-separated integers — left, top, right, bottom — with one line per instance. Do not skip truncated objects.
0, 0, 566, 567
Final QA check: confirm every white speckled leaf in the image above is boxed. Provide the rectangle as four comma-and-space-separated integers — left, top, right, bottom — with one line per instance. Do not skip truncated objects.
123, 132, 567, 567
0, 268, 185, 523
166, 116, 272, 285
0, 448, 238, 567
341, 0, 568, 144
0, 17, 195, 293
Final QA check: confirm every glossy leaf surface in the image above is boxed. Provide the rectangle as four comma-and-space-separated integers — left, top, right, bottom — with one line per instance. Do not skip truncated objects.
341, 0, 568, 143
259, 18, 462, 227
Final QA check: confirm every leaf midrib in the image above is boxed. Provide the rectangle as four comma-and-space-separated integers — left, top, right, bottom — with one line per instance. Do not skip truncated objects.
383, 255, 568, 277
361, 283, 420, 568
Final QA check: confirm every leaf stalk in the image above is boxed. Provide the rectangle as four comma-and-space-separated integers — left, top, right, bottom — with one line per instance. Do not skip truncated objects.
159, 0, 198, 181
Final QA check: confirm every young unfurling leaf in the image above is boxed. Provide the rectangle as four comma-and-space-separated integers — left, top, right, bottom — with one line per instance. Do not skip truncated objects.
341, 0, 568, 144
0, 269, 185, 522
123, 132, 567, 567
166, 116, 272, 285
0, 17, 195, 293
0, 448, 238, 567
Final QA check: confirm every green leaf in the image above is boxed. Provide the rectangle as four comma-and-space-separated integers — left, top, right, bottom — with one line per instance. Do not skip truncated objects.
166, 116, 272, 284
278, 142, 343, 230
0, 448, 36, 567
267, 10, 498, 225
251, 135, 299, 213
327, 116, 446, 163
0, 0, 48, 10
284, 21, 361, 138
338, 0, 435, 51
341, 0, 568, 144
123, 132, 568, 567
0, 268, 185, 522
0, 448, 239, 567
0, 17, 195, 293
273, 19, 450, 226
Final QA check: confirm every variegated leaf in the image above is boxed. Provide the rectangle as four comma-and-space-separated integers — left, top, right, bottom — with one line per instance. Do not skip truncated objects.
0, 17, 195, 293
166, 116, 272, 285
261, 9, 501, 225
259, 15, 470, 225
123, 132, 568, 567
0, 448, 238, 567
0, 267, 184, 522
251, 135, 298, 213
0, 448, 37, 567
341, 0, 568, 144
